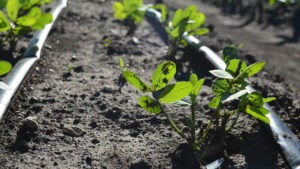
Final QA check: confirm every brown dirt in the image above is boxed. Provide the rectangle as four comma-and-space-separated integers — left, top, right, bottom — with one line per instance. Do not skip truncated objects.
0, 0, 299, 168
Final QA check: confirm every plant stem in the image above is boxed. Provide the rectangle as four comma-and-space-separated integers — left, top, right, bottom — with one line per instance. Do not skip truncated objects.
226, 110, 240, 132
198, 104, 221, 147
161, 109, 189, 142
167, 39, 178, 58
191, 103, 197, 145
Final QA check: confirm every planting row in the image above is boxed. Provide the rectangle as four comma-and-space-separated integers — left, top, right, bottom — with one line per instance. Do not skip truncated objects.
112, 0, 300, 168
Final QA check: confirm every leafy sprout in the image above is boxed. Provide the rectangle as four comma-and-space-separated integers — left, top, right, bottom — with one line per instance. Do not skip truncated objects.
166, 5, 209, 57
113, 0, 145, 35
0, 0, 53, 52
119, 46, 275, 160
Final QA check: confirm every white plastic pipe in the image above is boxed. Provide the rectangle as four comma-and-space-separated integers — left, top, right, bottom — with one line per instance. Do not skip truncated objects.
0, 0, 68, 120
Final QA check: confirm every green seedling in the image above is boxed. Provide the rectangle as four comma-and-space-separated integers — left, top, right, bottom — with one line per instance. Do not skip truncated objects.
119, 46, 274, 161
0, 0, 53, 53
113, 0, 168, 35
166, 5, 209, 57
113, 0, 145, 35
207, 46, 275, 144
103, 37, 111, 47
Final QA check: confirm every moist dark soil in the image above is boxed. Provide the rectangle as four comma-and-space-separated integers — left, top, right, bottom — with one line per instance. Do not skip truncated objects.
0, 0, 299, 168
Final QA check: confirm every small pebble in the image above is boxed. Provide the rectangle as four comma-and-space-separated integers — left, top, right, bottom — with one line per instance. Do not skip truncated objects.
63, 125, 86, 137
23, 116, 39, 131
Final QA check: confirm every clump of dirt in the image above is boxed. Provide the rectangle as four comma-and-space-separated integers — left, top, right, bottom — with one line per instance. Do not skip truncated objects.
0, 0, 298, 168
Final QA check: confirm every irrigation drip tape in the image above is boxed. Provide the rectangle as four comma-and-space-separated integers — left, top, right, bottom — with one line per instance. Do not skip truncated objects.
145, 8, 300, 169
0, 0, 68, 120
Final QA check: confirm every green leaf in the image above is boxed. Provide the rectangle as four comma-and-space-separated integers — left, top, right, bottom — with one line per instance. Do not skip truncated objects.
191, 78, 204, 103
0, 81, 9, 90
6, 0, 20, 21
16, 7, 42, 26
245, 107, 270, 124
182, 5, 197, 18
223, 46, 238, 64
221, 89, 248, 103
0, 61, 12, 76
210, 70, 234, 79
31, 13, 53, 30
247, 92, 264, 108
186, 12, 205, 30
226, 59, 247, 77
193, 28, 209, 36
152, 61, 176, 91
139, 95, 161, 114
211, 79, 230, 95
235, 62, 266, 81
119, 57, 124, 69
263, 97, 276, 103
0, 11, 11, 32
174, 96, 192, 106
209, 96, 221, 108
189, 73, 198, 85
159, 82, 193, 103
123, 70, 151, 92
113, 2, 126, 20
154, 4, 167, 22
21, 0, 39, 9
172, 8, 182, 28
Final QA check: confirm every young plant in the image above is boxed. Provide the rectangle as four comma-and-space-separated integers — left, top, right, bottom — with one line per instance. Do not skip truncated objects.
113, 0, 145, 35
120, 57, 203, 151
119, 46, 275, 161
208, 46, 275, 143
165, 5, 209, 57
0, 0, 53, 54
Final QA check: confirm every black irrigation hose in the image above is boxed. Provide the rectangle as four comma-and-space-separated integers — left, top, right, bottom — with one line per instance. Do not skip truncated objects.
145, 8, 300, 169
0, 0, 68, 120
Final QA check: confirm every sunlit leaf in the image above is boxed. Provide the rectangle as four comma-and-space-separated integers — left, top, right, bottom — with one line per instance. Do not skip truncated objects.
191, 78, 204, 103
189, 73, 198, 85
139, 95, 161, 114
0, 11, 11, 32
263, 97, 276, 103
113, 2, 126, 20
245, 107, 270, 124
152, 61, 176, 91
221, 89, 248, 103
210, 70, 234, 79
154, 4, 167, 22
6, 0, 20, 21
123, 70, 151, 92
192, 28, 209, 36
159, 82, 193, 103
0, 61, 12, 76
172, 8, 182, 28
226, 59, 247, 77
235, 62, 266, 81
31, 13, 53, 30
16, 7, 42, 26
209, 96, 221, 108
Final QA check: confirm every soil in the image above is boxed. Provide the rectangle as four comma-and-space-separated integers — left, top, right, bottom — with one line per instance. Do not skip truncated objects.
0, 0, 299, 168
